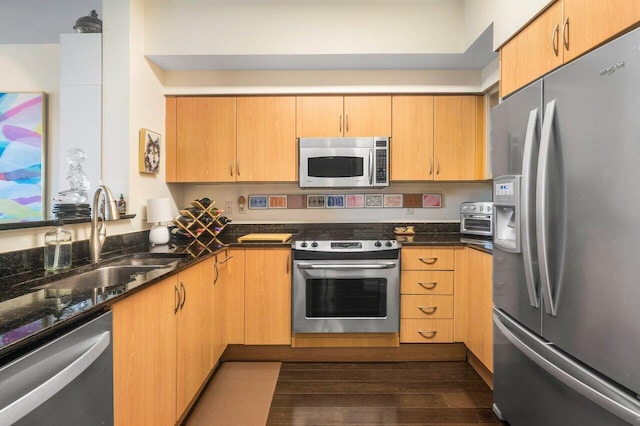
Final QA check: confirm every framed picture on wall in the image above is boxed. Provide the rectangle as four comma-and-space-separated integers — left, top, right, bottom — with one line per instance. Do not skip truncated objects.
0, 92, 46, 222
138, 128, 161, 174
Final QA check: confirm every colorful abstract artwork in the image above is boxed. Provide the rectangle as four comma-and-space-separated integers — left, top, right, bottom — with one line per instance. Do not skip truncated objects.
0, 93, 46, 222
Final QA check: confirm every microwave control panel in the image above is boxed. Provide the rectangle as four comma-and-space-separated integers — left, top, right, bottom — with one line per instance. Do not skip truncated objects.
375, 139, 389, 184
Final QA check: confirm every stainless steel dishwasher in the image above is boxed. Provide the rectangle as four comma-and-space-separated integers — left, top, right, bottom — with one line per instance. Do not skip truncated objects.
0, 311, 113, 425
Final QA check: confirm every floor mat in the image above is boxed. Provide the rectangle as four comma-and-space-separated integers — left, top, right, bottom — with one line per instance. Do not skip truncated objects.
185, 362, 282, 426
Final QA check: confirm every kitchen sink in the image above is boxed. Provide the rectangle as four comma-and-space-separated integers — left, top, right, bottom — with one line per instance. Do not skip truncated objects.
34, 265, 174, 291
109, 257, 184, 267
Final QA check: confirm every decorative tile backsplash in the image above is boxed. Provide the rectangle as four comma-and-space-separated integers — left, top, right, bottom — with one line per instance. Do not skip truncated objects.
247, 193, 442, 210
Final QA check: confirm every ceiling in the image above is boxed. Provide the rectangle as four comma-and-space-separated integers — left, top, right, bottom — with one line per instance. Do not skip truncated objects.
1, 0, 497, 71
0, 0, 102, 44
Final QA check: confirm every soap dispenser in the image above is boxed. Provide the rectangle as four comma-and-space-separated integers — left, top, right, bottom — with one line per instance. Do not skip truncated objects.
44, 221, 73, 271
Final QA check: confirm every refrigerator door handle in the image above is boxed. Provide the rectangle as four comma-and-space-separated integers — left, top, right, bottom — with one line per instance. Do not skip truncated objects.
521, 108, 540, 308
537, 100, 558, 316
494, 309, 640, 425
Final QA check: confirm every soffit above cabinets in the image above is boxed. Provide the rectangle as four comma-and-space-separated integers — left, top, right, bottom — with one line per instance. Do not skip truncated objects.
147, 25, 496, 71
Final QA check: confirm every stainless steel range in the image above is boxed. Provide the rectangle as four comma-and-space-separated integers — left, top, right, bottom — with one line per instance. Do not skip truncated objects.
292, 239, 400, 333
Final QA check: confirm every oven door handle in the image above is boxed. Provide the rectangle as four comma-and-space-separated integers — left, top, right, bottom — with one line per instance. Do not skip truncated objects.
296, 262, 397, 270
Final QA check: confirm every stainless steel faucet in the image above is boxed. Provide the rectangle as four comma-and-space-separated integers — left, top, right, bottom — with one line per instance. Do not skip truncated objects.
90, 185, 121, 262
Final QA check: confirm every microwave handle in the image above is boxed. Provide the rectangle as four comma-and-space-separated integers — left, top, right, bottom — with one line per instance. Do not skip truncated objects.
369, 149, 374, 185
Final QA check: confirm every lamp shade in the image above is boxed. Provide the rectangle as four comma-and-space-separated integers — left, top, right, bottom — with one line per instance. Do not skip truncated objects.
146, 198, 172, 223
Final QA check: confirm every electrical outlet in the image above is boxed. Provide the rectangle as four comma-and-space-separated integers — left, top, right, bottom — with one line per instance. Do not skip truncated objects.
406, 208, 414, 215
225, 201, 233, 215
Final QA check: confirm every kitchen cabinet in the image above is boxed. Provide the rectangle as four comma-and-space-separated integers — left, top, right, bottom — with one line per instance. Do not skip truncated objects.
166, 96, 236, 182
500, 0, 640, 97
226, 248, 245, 344
212, 249, 231, 360
296, 95, 391, 137
113, 275, 178, 426
392, 95, 483, 181
464, 247, 493, 372
399, 247, 456, 343
236, 96, 297, 182
113, 258, 219, 425
244, 248, 292, 345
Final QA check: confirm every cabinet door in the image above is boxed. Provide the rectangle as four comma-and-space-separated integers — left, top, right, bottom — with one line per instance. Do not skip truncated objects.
244, 248, 291, 345
296, 95, 344, 137
391, 96, 434, 181
213, 250, 230, 363
226, 248, 245, 344
433, 96, 477, 181
500, 1, 563, 98
344, 95, 392, 137
176, 259, 214, 416
236, 96, 296, 182
466, 248, 493, 372
176, 97, 236, 182
563, 0, 640, 62
113, 275, 178, 426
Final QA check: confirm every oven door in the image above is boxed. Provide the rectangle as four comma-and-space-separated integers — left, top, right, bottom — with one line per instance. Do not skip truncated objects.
292, 258, 400, 333
461, 214, 493, 236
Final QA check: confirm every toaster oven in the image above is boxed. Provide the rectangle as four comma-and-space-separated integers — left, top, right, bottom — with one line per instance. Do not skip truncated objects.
460, 201, 493, 236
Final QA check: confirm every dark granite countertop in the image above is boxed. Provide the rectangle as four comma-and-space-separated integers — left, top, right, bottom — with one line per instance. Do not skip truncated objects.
0, 222, 491, 364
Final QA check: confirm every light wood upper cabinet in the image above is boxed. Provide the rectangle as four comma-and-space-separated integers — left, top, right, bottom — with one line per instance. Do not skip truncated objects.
244, 248, 292, 345
236, 96, 297, 182
392, 95, 483, 181
167, 96, 236, 182
113, 275, 178, 426
500, 1, 564, 98
433, 96, 478, 181
501, 0, 640, 97
176, 258, 215, 417
563, 0, 640, 62
296, 95, 391, 138
391, 96, 434, 181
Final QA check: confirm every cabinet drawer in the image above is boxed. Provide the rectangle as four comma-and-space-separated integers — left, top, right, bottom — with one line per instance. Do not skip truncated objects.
401, 295, 453, 319
401, 271, 453, 295
401, 247, 454, 270
400, 319, 453, 343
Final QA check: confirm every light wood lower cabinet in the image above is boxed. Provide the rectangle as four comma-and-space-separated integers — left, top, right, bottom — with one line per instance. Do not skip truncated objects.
113, 257, 224, 425
464, 247, 493, 372
244, 248, 292, 345
226, 248, 245, 344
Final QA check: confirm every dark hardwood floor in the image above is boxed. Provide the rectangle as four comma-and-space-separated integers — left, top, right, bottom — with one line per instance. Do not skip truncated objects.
266, 361, 504, 425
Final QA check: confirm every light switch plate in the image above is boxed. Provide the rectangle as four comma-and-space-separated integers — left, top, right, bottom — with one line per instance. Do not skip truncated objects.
225, 201, 232, 215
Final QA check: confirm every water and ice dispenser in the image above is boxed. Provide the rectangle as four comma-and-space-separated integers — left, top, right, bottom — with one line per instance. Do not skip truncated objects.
494, 175, 521, 253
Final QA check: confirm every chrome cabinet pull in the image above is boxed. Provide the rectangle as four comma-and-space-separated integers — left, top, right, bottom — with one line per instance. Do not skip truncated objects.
286, 255, 290, 274
236, 160, 240, 176
180, 282, 186, 310
419, 257, 437, 265
418, 281, 437, 290
218, 255, 233, 265
418, 330, 437, 339
174, 284, 180, 314
429, 158, 433, 176
229, 160, 233, 177
551, 24, 559, 56
418, 305, 437, 315
346, 114, 349, 133
562, 17, 569, 50
436, 159, 440, 175
213, 261, 219, 285
339, 115, 342, 133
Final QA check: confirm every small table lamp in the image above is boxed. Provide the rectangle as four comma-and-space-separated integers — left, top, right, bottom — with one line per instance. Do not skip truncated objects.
147, 198, 173, 245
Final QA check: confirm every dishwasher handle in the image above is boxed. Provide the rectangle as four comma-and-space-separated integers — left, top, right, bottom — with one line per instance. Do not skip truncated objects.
0, 331, 110, 424
296, 262, 397, 270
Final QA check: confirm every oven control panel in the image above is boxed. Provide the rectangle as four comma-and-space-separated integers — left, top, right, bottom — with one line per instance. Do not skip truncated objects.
294, 239, 399, 252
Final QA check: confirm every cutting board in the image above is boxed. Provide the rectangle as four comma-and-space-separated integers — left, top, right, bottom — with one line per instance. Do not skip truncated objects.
237, 233, 292, 243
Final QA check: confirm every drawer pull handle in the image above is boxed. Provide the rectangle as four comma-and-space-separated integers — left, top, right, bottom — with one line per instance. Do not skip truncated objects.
419, 257, 437, 265
418, 305, 437, 315
418, 281, 437, 290
418, 330, 437, 339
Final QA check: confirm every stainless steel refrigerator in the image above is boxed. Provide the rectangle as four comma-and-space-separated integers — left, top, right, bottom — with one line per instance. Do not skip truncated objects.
491, 26, 640, 425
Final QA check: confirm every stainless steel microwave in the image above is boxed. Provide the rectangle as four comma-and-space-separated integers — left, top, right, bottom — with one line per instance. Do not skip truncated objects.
298, 137, 390, 188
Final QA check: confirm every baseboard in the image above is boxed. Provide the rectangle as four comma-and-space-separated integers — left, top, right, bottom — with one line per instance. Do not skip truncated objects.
467, 350, 493, 389
291, 333, 399, 348
220, 343, 467, 362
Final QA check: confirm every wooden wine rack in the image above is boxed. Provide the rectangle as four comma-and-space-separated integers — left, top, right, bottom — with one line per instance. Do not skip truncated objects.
174, 200, 227, 255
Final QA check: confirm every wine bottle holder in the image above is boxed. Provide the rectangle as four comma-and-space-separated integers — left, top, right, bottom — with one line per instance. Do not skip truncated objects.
174, 200, 226, 255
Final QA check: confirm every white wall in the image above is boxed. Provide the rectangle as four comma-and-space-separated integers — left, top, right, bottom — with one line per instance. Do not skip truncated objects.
145, 0, 466, 56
